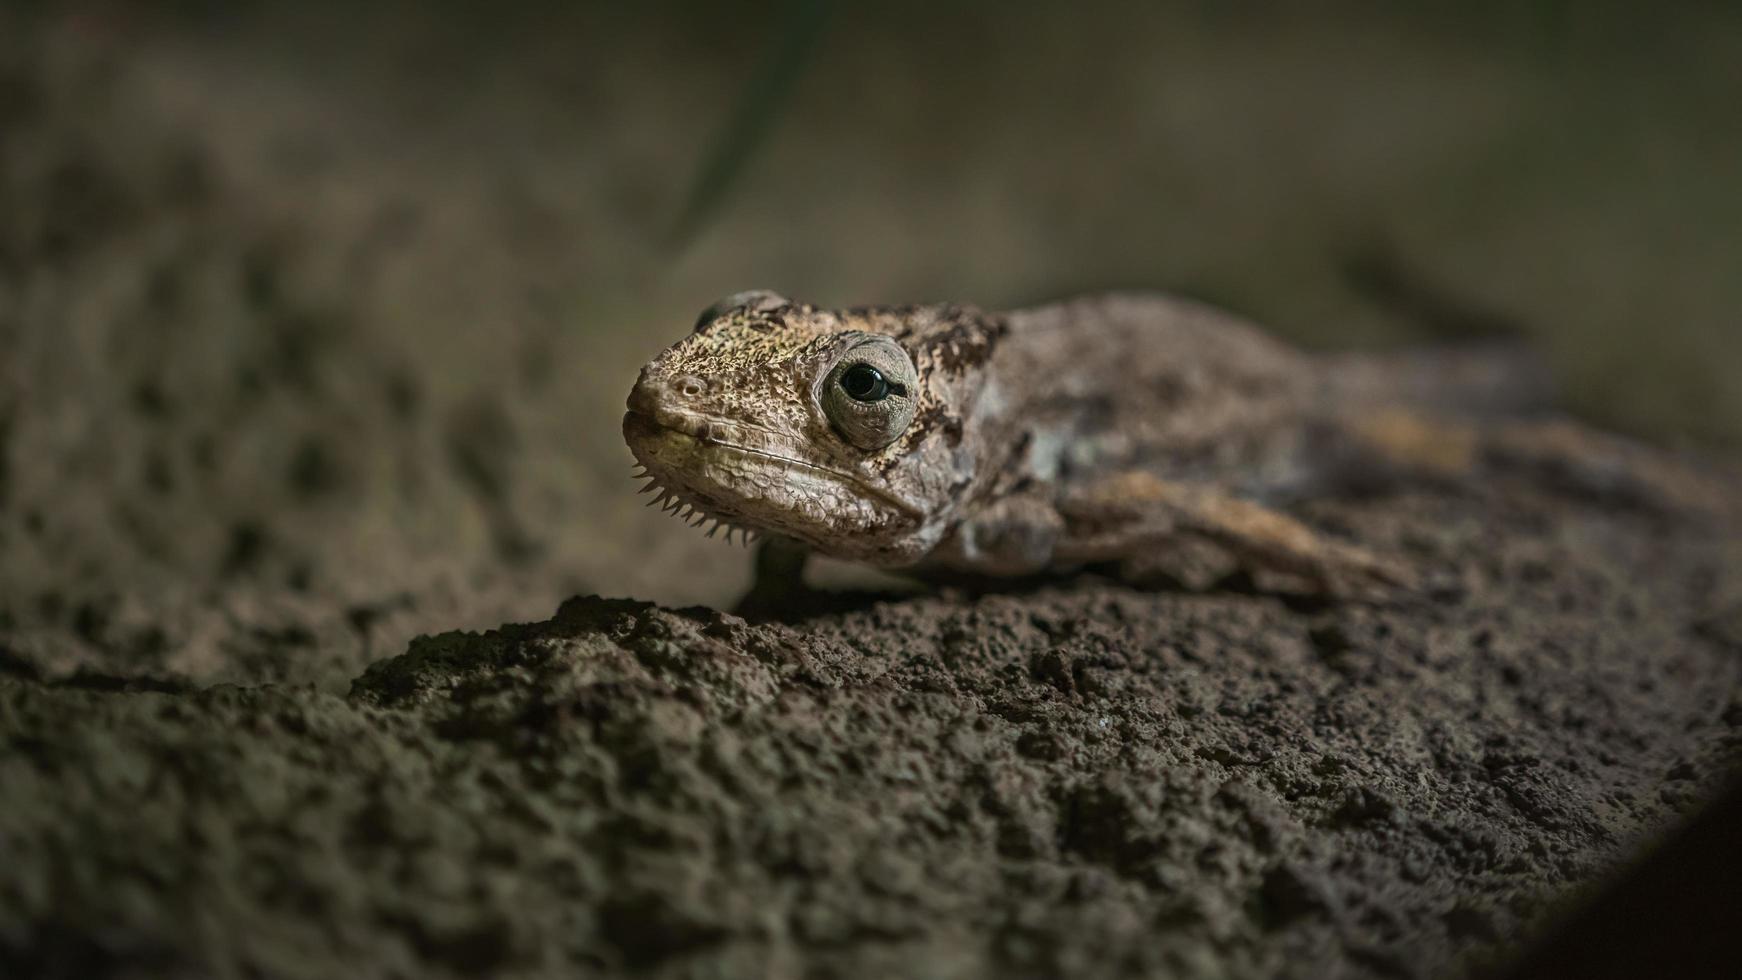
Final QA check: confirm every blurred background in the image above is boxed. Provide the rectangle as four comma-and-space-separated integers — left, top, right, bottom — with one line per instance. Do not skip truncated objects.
3, 0, 1739, 685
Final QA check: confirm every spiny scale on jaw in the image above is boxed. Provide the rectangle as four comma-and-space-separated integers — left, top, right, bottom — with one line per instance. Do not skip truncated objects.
631, 466, 759, 547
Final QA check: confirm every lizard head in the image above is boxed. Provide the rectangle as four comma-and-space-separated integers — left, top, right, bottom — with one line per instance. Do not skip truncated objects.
623, 290, 1001, 565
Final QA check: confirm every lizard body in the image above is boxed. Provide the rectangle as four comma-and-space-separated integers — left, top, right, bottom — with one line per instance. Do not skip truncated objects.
624, 290, 1718, 597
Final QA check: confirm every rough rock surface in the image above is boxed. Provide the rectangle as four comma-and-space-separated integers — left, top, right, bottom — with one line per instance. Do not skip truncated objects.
5, 480, 1740, 978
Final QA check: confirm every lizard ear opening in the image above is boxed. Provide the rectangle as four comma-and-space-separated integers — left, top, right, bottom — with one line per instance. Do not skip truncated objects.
693, 290, 790, 332
821, 337, 919, 451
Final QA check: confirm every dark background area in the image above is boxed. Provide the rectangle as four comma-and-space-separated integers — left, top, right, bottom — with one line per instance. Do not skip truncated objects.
2, 3, 1740, 978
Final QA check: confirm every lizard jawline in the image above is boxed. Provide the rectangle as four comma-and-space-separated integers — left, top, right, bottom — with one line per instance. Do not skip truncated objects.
621, 412, 927, 529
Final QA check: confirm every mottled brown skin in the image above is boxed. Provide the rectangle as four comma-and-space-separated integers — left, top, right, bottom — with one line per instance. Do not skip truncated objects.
624, 290, 1726, 599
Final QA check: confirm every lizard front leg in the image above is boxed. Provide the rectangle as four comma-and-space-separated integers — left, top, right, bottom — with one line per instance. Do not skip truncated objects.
732, 535, 814, 618
929, 492, 1065, 577
1054, 472, 1413, 598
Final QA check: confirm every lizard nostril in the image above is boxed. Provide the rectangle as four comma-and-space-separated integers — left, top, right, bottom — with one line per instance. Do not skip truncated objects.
677, 376, 707, 399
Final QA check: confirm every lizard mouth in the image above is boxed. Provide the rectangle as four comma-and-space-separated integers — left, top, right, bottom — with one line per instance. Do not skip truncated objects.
621, 411, 925, 543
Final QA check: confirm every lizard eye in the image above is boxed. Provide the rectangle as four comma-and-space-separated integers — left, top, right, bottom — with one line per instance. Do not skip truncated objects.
839, 364, 891, 401
821, 337, 918, 451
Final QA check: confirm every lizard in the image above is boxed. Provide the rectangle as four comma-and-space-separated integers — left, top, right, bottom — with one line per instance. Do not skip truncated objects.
623, 289, 1730, 604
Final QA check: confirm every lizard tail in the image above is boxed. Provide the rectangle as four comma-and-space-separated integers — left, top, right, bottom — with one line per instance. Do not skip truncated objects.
1331, 239, 1556, 417
1322, 340, 1558, 419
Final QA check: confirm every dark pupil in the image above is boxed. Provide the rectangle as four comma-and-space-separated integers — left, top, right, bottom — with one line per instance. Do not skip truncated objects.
840, 364, 889, 401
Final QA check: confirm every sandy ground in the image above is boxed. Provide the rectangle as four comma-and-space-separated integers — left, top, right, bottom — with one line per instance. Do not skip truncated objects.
3, 3, 1741, 977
